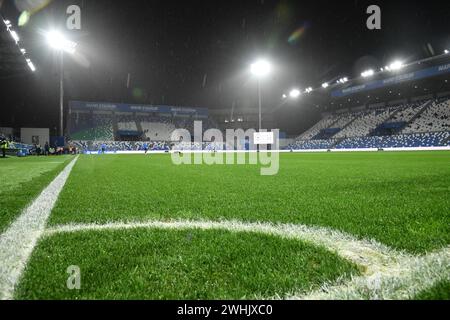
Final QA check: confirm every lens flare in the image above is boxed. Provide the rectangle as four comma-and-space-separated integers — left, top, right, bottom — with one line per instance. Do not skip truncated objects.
15, 0, 52, 27
287, 22, 310, 45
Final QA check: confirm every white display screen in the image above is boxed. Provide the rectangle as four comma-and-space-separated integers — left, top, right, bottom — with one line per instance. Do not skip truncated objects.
254, 132, 274, 145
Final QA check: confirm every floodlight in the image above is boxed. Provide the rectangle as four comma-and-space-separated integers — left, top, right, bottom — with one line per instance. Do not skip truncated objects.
250, 59, 271, 77
445, 50, 449, 54
305, 87, 313, 93
26, 59, 36, 72
388, 61, 403, 71
322, 82, 329, 88
282, 94, 287, 99
10, 30, 19, 43
361, 69, 374, 78
46, 31, 77, 54
289, 89, 301, 98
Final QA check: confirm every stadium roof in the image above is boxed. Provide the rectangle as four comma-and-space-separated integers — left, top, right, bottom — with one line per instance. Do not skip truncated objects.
0, 17, 28, 78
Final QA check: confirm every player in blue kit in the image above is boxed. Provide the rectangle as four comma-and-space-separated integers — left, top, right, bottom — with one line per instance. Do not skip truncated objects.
143, 142, 149, 155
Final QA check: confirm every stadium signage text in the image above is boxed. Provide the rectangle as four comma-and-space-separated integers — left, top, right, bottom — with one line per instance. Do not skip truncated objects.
69, 101, 209, 116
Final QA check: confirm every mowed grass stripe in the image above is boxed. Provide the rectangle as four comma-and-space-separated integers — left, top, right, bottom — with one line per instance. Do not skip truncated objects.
16, 228, 358, 300
48, 152, 450, 252
0, 156, 73, 233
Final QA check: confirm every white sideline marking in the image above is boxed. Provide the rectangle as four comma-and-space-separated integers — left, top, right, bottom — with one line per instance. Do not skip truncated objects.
0, 156, 79, 300
44, 219, 450, 300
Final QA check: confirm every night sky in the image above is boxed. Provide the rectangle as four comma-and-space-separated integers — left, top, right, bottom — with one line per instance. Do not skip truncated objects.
0, 0, 449, 133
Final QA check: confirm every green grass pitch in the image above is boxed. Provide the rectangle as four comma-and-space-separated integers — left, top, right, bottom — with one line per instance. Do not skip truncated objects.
2, 152, 449, 299
0, 156, 72, 233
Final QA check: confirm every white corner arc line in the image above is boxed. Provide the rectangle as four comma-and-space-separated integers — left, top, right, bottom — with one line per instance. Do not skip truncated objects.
0, 156, 79, 300
43, 219, 450, 300
293, 246, 450, 300
45, 219, 404, 273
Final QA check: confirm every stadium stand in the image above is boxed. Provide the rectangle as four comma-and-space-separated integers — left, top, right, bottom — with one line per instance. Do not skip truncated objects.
333, 108, 395, 138
71, 140, 170, 152
402, 98, 450, 134
67, 97, 449, 152
287, 97, 450, 151
141, 121, 176, 141
70, 112, 114, 140
334, 132, 450, 149
287, 139, 337, 150
295, 115, 337, 140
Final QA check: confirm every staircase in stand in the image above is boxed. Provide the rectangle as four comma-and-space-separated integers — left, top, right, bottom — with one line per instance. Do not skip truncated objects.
406, 100, 433, 127
329, 137, 346, 149
112, 114, 119, 140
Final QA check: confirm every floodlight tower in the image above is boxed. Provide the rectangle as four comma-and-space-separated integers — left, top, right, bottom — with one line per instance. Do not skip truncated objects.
250, 59, 271, 131
45, 31, 77, 137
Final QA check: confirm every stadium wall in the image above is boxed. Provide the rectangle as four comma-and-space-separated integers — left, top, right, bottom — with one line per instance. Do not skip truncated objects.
20, 128, 50, 146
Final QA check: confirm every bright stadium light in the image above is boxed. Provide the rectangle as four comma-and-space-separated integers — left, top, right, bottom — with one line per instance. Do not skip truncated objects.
361, 69, 374, 78
282, 94, 287, 99
26, 58, 36, 72
46, 31, 77, 54
250, 59, 271, 78
289, 89, 301, 98
305, 87, 313, 93
10, 30, 19, 43
322, 82, 329, 88
445, 49, 449, 54
387, 60, 403, 71
337, 77, 348, 84
3, 17, 35, 73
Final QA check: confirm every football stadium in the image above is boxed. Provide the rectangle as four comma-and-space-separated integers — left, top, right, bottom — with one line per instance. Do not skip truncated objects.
0, 0, 449, 306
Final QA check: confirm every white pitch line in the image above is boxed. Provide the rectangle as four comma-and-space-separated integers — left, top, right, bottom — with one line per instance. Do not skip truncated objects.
45, 219, 403, 274
293, 246, 450, 300
44, 219, 450, 300
0, 156, 79, 300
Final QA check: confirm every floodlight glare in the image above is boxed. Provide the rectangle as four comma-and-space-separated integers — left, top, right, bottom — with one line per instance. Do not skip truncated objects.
289, 89, 301, 98
388, 61, 403, 71
46, 31, 77, 54
322, 82, 329, 88
337, 77, 348, 84
445, 50, 449, 54
305, 87, 313, 93
26, 59, 36, 72
361, 69, 374, 78
10, 30, 19, 43
250, 59, 271, 77
282, 94, 287, 99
